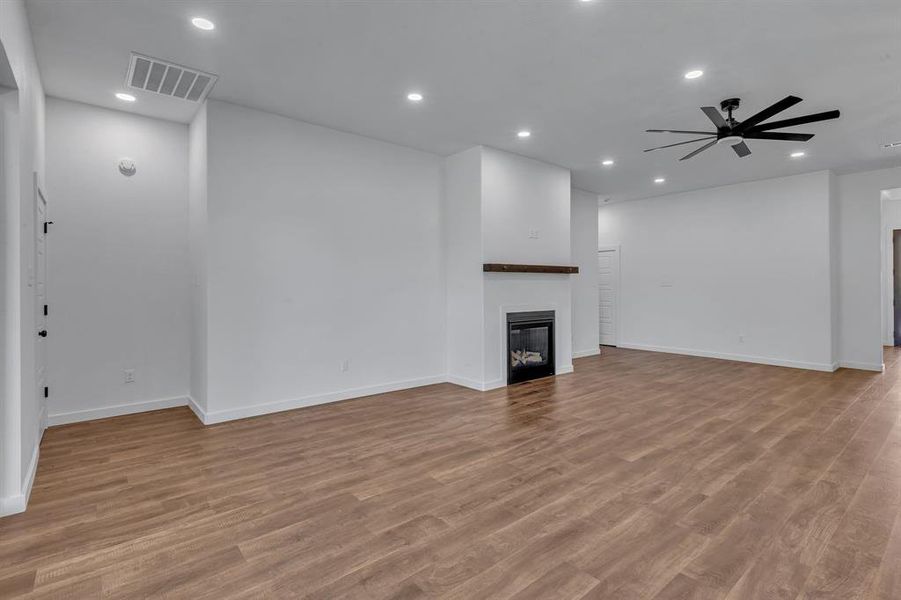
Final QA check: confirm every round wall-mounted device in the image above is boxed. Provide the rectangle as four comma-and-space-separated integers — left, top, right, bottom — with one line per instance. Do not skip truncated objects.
118, 158, 136, 177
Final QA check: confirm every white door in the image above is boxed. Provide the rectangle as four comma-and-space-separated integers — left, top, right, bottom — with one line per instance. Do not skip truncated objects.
598, 249, 618, 346
35, 184, 48, 412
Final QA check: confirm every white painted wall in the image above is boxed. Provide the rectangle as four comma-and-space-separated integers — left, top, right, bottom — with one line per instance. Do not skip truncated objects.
481, 149, 571, 265
597, 171, 836, 371
837, 165, 901, 370
0, 0, 45, 515
444, 146, 484, 388
45, 98, 190, 424
202, 100, 446, 422
571, 189, 599, 358
188, 102, 207, 414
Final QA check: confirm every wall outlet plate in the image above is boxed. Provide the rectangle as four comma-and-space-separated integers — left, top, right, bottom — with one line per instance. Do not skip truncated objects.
124, 369, 135, 383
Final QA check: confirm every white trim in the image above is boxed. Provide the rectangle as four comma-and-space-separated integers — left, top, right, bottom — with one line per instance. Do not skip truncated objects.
618, 342, 837, 372
0, 437, 39, 517
597, 245, 621, 347
47, 395, 189, 426
838, 361, 885, 372
572, 348, 600, 359
557, 364, 575, 375
201, 375, 446, 425
187, 395, 207, 424
446, 374, 490, 391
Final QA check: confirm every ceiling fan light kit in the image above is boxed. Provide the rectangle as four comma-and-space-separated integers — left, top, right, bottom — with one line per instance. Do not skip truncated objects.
645, 95, 840, 161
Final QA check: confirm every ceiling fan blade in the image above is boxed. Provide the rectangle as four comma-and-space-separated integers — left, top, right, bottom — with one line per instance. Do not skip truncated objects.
736, 95, 803, 132
646, 129, 716, 135
743, 131, 815, 142
746, 110, 840, 132
679, 140, 717, 161
700, 106, 727, 129
643, 136, 716, 152
731, 141, 752, 157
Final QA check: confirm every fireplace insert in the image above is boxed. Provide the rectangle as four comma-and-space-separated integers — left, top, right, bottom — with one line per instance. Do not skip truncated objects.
507, 310, 555, 384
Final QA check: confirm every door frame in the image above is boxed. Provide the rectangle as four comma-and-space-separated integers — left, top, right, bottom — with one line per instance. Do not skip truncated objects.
33, 174, 47, 433
597, 245, 621, 348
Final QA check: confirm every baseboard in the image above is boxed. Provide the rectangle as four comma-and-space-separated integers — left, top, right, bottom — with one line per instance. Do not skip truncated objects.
618, 342, 837, 372
572, 348, 601, 359
838, 361, 885, 372
0, 437, 40, 517
201, 375, 446, 425
187, 395, 207, 424
47, 395, 189, 426
446, 374, 490, 391
557, 364, 575, 375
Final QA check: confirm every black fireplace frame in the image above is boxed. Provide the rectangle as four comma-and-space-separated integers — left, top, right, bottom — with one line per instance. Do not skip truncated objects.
506, 310, 555, 385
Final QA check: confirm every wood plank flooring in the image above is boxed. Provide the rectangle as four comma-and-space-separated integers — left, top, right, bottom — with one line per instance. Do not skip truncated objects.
2, 347, 900, 599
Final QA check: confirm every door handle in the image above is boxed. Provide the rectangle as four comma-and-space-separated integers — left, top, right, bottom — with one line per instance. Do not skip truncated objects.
38, 330, 47, 337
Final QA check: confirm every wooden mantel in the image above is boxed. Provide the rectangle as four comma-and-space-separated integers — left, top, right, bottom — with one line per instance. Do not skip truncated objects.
483, 263, 579, 274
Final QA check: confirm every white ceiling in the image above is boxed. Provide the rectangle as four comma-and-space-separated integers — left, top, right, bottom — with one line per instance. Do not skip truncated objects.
25, 0, 901, 200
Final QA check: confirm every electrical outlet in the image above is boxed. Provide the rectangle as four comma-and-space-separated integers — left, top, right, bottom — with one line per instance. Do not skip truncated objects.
124, 369, 135, 383
738, 335, 745, 343
528, 229, 539, 239
340, 360, 349, 372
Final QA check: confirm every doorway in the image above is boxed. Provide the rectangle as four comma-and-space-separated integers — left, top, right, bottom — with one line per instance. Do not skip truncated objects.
598, 248, 619, 346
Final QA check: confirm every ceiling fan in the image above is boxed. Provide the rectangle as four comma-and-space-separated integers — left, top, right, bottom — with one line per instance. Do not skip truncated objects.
644, 95, 840, 160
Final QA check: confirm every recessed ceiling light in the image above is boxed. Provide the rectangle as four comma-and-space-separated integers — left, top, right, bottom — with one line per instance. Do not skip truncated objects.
684, 70, 704, 80
191, 17, 215, 31
115, 92, 136, 102
601, 159, 615, 166
517, 130, 531, 139
654, 177, 666, 184
790, 151, 806, 158
406, 92, 423, 102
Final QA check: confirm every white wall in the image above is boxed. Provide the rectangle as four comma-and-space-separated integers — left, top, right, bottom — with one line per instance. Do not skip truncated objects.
0, 0, 45, 515
188, 102, 207, 414
481, 149, 571, 264
598, 171, 836, 371
201, 99, 446, 422
837, 165, 901, 370
45, 98, 190, 424
444, 146, 484, 388
571, 189, 599, 358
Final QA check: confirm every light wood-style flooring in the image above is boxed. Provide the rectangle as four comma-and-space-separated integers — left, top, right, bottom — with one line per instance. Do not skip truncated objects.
2, 347, 900, 599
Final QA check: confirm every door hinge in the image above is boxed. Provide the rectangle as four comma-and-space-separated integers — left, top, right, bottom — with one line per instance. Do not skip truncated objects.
44, 304, 48, 316
43, 220, 54, 234
43, 386, 49, 398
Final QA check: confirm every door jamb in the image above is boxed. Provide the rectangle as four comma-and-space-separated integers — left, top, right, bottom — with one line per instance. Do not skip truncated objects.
597, 244, 621, 348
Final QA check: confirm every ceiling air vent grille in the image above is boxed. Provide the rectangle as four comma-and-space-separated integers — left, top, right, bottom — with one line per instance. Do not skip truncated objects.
125, 53, 217, 103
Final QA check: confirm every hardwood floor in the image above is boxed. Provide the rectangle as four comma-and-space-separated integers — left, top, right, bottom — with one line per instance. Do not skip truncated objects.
2, 347, 900, 599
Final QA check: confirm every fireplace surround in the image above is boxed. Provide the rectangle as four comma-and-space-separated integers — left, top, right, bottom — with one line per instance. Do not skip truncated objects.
506, 310, 555, 384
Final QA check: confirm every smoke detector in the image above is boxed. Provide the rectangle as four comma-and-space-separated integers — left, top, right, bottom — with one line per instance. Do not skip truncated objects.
125, 52, 218, 103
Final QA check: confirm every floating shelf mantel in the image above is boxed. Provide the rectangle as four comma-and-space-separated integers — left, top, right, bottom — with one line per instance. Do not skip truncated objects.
483, 263, 579, 274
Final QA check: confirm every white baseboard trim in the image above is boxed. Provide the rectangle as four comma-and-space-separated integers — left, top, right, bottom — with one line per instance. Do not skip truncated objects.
0, 437, 40, 517
446, 374, 489, 391
47, 395, 189, 426
838, 361, 885, 373
617, 342, 837, 372
572, 348, 601, 359
482, 378, 506, 391
187, 395, 207, 424
200, 375, 447, 425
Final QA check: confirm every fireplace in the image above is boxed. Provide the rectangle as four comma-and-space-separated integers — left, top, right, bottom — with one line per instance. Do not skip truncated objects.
507, 311, 555, 384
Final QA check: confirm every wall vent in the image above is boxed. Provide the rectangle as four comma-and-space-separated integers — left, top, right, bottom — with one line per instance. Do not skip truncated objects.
125, 52, 218, 103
